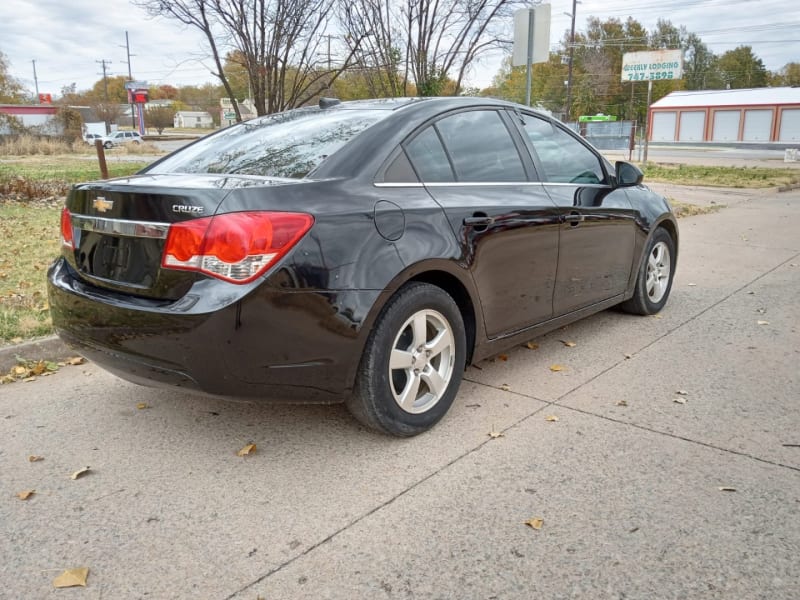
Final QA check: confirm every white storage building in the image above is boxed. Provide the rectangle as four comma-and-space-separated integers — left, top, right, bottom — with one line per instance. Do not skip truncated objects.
648, 87, 800, 143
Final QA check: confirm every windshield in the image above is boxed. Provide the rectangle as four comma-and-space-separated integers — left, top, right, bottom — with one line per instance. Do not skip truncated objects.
147, 107, 390, 179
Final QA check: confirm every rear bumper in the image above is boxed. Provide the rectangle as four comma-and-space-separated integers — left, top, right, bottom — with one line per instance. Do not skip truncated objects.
47, 258, 379, 403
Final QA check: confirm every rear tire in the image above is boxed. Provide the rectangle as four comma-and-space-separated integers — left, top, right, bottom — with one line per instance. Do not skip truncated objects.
347, 282, 466, 437
620, 227, 675, 315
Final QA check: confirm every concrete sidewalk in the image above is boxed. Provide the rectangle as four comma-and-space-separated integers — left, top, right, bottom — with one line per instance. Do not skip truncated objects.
1, 186, 799, 599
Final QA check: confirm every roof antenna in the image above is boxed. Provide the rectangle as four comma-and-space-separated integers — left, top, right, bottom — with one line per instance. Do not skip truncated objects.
319, 97, 341, 109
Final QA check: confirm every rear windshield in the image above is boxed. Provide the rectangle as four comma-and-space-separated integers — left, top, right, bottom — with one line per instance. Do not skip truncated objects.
147, 107, 389, 179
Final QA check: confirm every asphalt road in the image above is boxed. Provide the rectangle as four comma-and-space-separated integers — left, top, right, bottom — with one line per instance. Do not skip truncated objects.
2, 185, 799, 599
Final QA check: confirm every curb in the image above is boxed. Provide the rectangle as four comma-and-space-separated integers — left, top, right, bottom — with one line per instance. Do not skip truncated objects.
0, 336, 74, 372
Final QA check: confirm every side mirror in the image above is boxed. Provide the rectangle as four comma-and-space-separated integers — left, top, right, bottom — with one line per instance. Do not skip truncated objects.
615, 161, 644, 187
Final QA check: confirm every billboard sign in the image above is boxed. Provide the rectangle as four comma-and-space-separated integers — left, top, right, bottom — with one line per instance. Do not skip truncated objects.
621, 49, 683, 82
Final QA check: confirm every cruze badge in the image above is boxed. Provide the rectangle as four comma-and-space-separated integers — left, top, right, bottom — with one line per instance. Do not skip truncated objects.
93, 196, 113, 212
172, 204, 204, 214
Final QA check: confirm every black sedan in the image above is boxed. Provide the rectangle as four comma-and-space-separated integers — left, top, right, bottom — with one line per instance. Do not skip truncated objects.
48, 97, 677, 436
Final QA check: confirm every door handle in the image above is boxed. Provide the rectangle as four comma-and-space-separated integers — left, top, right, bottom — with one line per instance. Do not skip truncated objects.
463, 216, 494, 227
562, 212, 584, 225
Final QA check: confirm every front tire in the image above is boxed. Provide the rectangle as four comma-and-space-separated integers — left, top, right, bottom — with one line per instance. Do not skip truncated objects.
620, 227, 675, 315
347, 282, 466, 437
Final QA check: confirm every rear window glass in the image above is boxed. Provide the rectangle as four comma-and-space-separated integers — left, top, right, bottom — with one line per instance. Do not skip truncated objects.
147, 108, 389, 179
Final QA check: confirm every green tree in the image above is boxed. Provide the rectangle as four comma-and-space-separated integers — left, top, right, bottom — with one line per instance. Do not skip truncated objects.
770, 62, 800, 87
0, 50, 25, 103
717, 46, 768, 89
147, 105, 177, 134
683, 33, 722, 90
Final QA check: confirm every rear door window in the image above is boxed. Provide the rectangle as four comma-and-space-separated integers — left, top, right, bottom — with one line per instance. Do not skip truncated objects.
404, 127, 455, 183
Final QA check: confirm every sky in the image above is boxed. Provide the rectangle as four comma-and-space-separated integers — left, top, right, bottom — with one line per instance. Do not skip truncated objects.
1, 0, 798, 99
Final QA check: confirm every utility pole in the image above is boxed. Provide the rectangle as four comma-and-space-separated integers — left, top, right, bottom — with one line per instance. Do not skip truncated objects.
121, 31, 136, 128
564, 0, 578, 122
96, 59, 112, 102
31, 60, 40, 102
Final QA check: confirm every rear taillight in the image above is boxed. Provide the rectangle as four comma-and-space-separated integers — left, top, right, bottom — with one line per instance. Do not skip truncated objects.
162, 211, 313, 284
60, 207, 74, 250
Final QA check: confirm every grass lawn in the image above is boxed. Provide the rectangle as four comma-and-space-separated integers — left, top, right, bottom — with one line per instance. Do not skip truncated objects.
0, 202, 60, 342
642, 164, 799, 188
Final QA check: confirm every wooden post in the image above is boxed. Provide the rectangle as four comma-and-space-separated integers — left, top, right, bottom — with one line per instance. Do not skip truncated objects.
94, 139, 109, 180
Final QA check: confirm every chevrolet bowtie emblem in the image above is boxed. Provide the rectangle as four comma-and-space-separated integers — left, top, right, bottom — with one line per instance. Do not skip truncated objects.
93, 196, 113, 212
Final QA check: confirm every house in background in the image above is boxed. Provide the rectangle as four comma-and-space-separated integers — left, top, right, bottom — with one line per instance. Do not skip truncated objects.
649, 87, 800, 144
174, 110, 213, 128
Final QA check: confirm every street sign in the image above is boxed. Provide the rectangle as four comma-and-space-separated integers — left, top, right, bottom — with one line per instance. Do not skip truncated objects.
621, 49, 683, 82
223, 111, 236, 120
125, 80, 148, 90
512, 4, 551, 67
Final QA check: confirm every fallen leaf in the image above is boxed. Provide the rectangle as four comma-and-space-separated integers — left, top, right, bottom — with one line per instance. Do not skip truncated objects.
488, 427, 504, 439
136, 403, 150, 410
687, 283, 697, 287
560, 340, 576, 347
545, 415, 559, 422
53, 567, 89, 588
22, 377, 36, 383
549, 365, 564, 372
524, 342, 539, 350
500, 383, 511, 392
237, 443, 256, 457
624, 353, 633, 359
11, 336, 23, 343
524, 518, 543, 530
66, 356, 85, 366
616, 400, 628, 407
652, 314, 663, 319
756, 308, 766, 314
17, 490, 35, 500
676, 390, 689, 396
673, 397, 687, 405
718, 487, 736, 492
70, 466, 91, 480
497, 354, 508, 361
747, 291, 755, 295
28, 455, 44, 462
757, 320, 770, 325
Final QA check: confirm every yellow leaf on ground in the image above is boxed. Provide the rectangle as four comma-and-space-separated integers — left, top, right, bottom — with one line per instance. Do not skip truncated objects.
136, 403, 150, 410
616, 400, 628, 407
17, 490, 35, 500
488, 427, 504, 439
66, 357, 86, 366
70, 466, 91, 480
545, 415, 559, 422
11, 336, 23, 344
549, 365, 564, 372
524, 342, 539, 350
237, 443, 257, 457
28, 455, 44, 462
652, 314, 663, 319
500, 383, 511, 392
497, 354, 508, 361
560, 340, 576, 347
53, 567, 89, 588
757, 320, 770, 325
524, 518, 544, 530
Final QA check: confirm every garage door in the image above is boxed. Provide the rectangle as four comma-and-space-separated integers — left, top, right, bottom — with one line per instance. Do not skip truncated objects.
678, 111, 705, 141
651, 111, 676, 142
712, 110, 740, 141
743, 110, 773, 141
779, 109, 800, 142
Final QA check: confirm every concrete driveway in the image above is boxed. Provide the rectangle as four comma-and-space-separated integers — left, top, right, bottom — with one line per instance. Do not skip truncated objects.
2, 186, 799, 599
